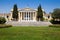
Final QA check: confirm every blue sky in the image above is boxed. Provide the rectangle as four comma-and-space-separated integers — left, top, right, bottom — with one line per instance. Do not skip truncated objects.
0, 0, 60, 13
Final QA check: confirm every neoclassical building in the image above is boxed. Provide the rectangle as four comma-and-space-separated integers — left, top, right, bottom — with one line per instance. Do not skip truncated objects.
9, 8, 38, 22
0, 7, 52, 22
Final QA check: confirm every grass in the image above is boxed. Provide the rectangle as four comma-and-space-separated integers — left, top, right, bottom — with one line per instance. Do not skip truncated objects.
0, 26, 60, 40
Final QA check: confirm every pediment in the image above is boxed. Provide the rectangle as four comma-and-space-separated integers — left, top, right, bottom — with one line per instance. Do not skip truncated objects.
19, 8, 37, 11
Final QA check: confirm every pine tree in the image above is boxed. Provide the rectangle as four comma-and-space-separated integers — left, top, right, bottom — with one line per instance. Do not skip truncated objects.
37, 4, 43, 21
12, 4, 18, 20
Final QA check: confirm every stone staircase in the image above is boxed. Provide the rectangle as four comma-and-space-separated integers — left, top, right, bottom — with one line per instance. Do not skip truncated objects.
6, 21, 52, 26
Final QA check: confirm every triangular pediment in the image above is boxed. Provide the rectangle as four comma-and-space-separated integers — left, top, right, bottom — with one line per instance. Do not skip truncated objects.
19, 7, 37, 11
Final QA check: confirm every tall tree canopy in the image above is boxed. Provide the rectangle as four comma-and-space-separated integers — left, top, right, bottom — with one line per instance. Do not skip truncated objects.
12, 4, 18, 20
37, 4, 43, 21
51, 8, 60, 19
50, 8, 60, 24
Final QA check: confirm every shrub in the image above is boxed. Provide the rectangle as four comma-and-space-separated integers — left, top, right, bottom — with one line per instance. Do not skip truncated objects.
49, 25, 60, 28
50, 19, 60, 24
0, 17, 6, 24
0, 24, 12, 28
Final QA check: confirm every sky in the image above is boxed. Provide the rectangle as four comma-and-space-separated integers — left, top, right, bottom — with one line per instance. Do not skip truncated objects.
0, 0, 60, 14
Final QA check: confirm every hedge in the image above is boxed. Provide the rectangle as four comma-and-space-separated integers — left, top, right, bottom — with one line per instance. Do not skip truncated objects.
0, 24, 12, 28
0, 17, 6, 24
49, 24, 60, 28
50, 19, 60, 24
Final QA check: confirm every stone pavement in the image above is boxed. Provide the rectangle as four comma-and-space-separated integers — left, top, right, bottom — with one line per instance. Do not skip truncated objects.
6, 21, 52, 26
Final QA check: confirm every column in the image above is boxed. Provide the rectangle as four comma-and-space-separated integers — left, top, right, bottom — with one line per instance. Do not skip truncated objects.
27, 12, 28, 21
9, 11, 12, 21
22, 12, 23, 20
18, 12, 20, 22
34, 12, 35, 21
24, 12, 26, 20
23, 12, 25, 20
33, 12, 36, 21
33, 12, 34, 21
34, 12, 36, 21
19, 12, 21, 21
30, 12, 31, 20
29, 12, 30, 20
21, 12, 22, 21
29, 12, 31, 20
26, 12, 27, 20
31, 12, 32, 20
28, 12, 29, 21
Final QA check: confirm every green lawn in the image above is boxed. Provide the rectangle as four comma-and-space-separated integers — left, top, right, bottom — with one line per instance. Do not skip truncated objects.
0, 26, 60, 40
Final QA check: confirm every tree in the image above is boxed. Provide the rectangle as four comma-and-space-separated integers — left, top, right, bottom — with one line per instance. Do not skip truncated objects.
52, 8, 60, 19
12, 4, 18, 21
37, 4, 43, 21
50, 8, 60, 24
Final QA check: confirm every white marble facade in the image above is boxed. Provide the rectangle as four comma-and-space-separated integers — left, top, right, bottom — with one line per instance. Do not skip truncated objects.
7, 7, 52, 22
10, 8, 37, 22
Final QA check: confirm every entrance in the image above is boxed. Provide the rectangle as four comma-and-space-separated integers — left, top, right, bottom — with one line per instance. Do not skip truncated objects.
22, 12, 33, 21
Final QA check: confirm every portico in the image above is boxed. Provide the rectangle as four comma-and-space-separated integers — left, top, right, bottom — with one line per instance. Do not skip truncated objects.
18, 12, 36, 22
18, 8, 37, 22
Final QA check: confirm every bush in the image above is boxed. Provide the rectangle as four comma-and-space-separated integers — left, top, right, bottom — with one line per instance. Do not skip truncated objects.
49, 25, 60, 28
0, 24, 12, 28
50, 19, 60, 24
0, 17, 6, 24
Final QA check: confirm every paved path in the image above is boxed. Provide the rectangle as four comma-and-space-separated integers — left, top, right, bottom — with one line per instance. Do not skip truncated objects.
6, 21, 52, 26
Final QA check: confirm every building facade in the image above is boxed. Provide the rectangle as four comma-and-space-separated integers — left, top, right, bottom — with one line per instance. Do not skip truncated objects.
18, 8, 37, 22
0, 8, 52, 22
10, 8, 44, 22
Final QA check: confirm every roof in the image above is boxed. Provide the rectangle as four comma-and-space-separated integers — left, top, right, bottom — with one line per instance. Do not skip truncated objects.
44, 14, 51, 17
0, 14, 4, 17
0, 13, 10, 17
11, 7, 38, 12
11, 7, 45, 13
